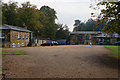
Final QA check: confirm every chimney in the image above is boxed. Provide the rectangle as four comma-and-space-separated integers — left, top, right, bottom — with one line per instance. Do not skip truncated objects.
24, 26, 27, 29
23, 23, 27, 29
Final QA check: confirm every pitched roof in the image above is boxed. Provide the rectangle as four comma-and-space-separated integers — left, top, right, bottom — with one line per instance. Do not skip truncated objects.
0, 24, 32, 32
70, 31, 120, 38
94, 33, 120, 38
70, 31, 101, 34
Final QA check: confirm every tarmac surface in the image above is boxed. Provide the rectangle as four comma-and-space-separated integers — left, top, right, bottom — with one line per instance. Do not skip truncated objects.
2, 45, 119, 78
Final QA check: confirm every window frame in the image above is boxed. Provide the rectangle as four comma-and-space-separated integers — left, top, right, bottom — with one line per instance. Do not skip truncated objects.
12, 43, 16, 48
0, 30, 1, 37
22, 43, 24, 47
17, 43, 20, 47
86, 34, 89, 40
26, 33, 28, 39
22, 33, 24, 39
17, 32, 20, 39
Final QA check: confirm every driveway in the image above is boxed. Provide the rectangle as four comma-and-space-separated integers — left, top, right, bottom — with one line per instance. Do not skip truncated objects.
2, 45, 119, 78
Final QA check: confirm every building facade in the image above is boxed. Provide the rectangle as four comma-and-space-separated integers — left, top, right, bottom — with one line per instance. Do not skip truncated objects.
0, 24, 32, 48
70, 31, 120, 45
94, 33, 120, 45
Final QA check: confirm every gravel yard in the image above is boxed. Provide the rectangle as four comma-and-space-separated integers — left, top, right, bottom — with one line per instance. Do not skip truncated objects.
2, 45, 119, 78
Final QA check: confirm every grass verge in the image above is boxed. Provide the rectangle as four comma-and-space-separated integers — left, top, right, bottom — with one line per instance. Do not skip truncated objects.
105, 46, 120, 59
2, 50, 27, 55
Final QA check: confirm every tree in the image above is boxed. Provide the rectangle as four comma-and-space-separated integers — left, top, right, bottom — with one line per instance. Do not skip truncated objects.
56, 24, 70, 39
73, 22, 86, 31
91, 0, 120, 35
17, 2, 42, 36
40, 6, 57, 23
40, 6, 58, 39
2, 1, 61, 39
0, 0, 2, 25
73, 19, 104, 32
73, 20, 85, 31
2, 1, 18, 25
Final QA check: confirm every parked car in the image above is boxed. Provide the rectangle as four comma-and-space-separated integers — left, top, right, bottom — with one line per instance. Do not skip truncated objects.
53, 42, 58, 45
99, 42, 104, 45
58, 41, 66, 45
41, 41, 53, 46
41, 41, 58, 46
115, 41, 120, 45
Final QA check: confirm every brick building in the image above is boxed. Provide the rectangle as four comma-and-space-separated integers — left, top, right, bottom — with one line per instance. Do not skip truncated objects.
0, 24, 32, 48
70, 31, 120, 45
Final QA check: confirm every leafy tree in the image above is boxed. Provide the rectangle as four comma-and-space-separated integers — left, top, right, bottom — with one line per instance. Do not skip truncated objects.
73, 19, 104, 31
0, 0, 2, 25
40, 6, 57, 23
56, 24, 70, 39
17, 2, 42, 36
91, 0, 120, 35
2, 2, 18, 25
2, 1, 68, 40
40, 6, 58, 39
73, 22, 86, 31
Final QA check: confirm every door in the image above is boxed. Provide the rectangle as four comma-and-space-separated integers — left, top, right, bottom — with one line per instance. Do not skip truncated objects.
106, 38, 110, 45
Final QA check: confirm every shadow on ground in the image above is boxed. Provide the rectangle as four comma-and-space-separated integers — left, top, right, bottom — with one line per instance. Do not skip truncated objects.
90, 54, 118, 69
75, 54, 119, 70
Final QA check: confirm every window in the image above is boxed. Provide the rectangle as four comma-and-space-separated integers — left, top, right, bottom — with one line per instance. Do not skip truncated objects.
86, 35, 89, 40
26, 33, 28, 39
12, 43, 16, 48
23, 33, 24, 39
22, 43, 24, 46
79, 35, 82, 40
0, 30, 1, 37
17, 32, 20, 39
103, 39, 104, 42
17, 43, 20, 47
80, 42, 84, 44
99, 39, 101, 42
86, 42, 88, 45
1, 31, 5, 38
35, 39, 37, 43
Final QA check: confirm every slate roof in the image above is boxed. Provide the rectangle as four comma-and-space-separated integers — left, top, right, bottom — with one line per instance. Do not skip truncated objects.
70, 31, 120, 38
94, 33, 120, 38
0, 24, 32, 32
70, 31, 101, 34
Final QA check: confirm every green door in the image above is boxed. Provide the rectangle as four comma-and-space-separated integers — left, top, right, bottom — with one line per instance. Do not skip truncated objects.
106, 38, 110, 45
80, 42, 84, 44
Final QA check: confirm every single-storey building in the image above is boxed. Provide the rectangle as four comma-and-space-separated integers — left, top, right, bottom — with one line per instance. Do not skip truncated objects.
0, 24, 32, 48
32, 37, 67, 46
70, 31, 120, 45
32, 37, 51, 47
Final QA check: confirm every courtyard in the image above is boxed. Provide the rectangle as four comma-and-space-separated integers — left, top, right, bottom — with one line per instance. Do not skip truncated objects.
2, 45, 119, 78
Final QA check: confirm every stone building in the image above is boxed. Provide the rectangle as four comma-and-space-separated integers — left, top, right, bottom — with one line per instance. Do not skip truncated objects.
0, 24, 32, 48
70, 31, 120, 45
94, 33, 120, 45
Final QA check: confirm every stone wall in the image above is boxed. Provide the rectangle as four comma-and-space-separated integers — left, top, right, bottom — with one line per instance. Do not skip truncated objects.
2, 30, 32, 48
70, 34, 93, 45
110, 38, 117, 45
70, 33, 119, 45
2, 30, 10, 48
10, 30, 30, 47
70, 34, 78, 45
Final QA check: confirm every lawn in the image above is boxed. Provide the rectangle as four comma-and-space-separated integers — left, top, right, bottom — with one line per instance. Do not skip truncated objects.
2, 50, 27, 55
105, 46, 120, 58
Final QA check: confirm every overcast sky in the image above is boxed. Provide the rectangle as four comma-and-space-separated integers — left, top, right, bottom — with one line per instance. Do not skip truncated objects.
4, 0, 96, 31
